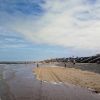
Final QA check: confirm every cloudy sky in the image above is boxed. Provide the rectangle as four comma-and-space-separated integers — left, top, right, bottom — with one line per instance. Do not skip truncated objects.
0, 0, 100, 61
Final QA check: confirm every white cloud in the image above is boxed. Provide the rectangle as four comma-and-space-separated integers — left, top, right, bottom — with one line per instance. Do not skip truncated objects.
1, 0, 100, 52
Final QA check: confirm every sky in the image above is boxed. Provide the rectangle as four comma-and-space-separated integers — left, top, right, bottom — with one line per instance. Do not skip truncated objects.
0, 0, 100, 61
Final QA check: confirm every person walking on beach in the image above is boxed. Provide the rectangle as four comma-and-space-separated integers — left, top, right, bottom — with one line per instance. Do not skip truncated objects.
37, 63, 39, 68
64, 63, 66, 68
72, 59, 76, 65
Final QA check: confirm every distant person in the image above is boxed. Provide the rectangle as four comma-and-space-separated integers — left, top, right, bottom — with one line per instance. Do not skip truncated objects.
73, 59, 76, 65
37, 63, 39, 68
64, 63, 67, 68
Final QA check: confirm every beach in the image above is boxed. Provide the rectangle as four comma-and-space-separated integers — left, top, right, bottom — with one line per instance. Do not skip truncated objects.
0, 63, 100, 100
34, 65, 100, 93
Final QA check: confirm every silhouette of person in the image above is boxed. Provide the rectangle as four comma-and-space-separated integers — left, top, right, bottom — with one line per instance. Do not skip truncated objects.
64, 63, 66, 68
37, 63, 39, 68
73, 59, 76, 65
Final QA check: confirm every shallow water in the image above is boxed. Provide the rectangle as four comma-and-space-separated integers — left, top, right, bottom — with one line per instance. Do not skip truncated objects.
0, 64, 40, 100
0, 64, 100, 100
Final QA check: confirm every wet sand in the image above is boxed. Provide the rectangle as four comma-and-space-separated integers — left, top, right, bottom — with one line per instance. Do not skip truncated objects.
0, 64, 100, 100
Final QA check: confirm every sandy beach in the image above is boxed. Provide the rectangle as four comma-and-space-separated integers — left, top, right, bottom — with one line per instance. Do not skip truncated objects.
0, 63, 100, 100
34, 65, 100, 93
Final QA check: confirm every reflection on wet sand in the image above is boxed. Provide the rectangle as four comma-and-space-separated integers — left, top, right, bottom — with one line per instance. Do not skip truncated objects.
0, 79, 16, 100
0, 65, 15, 100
